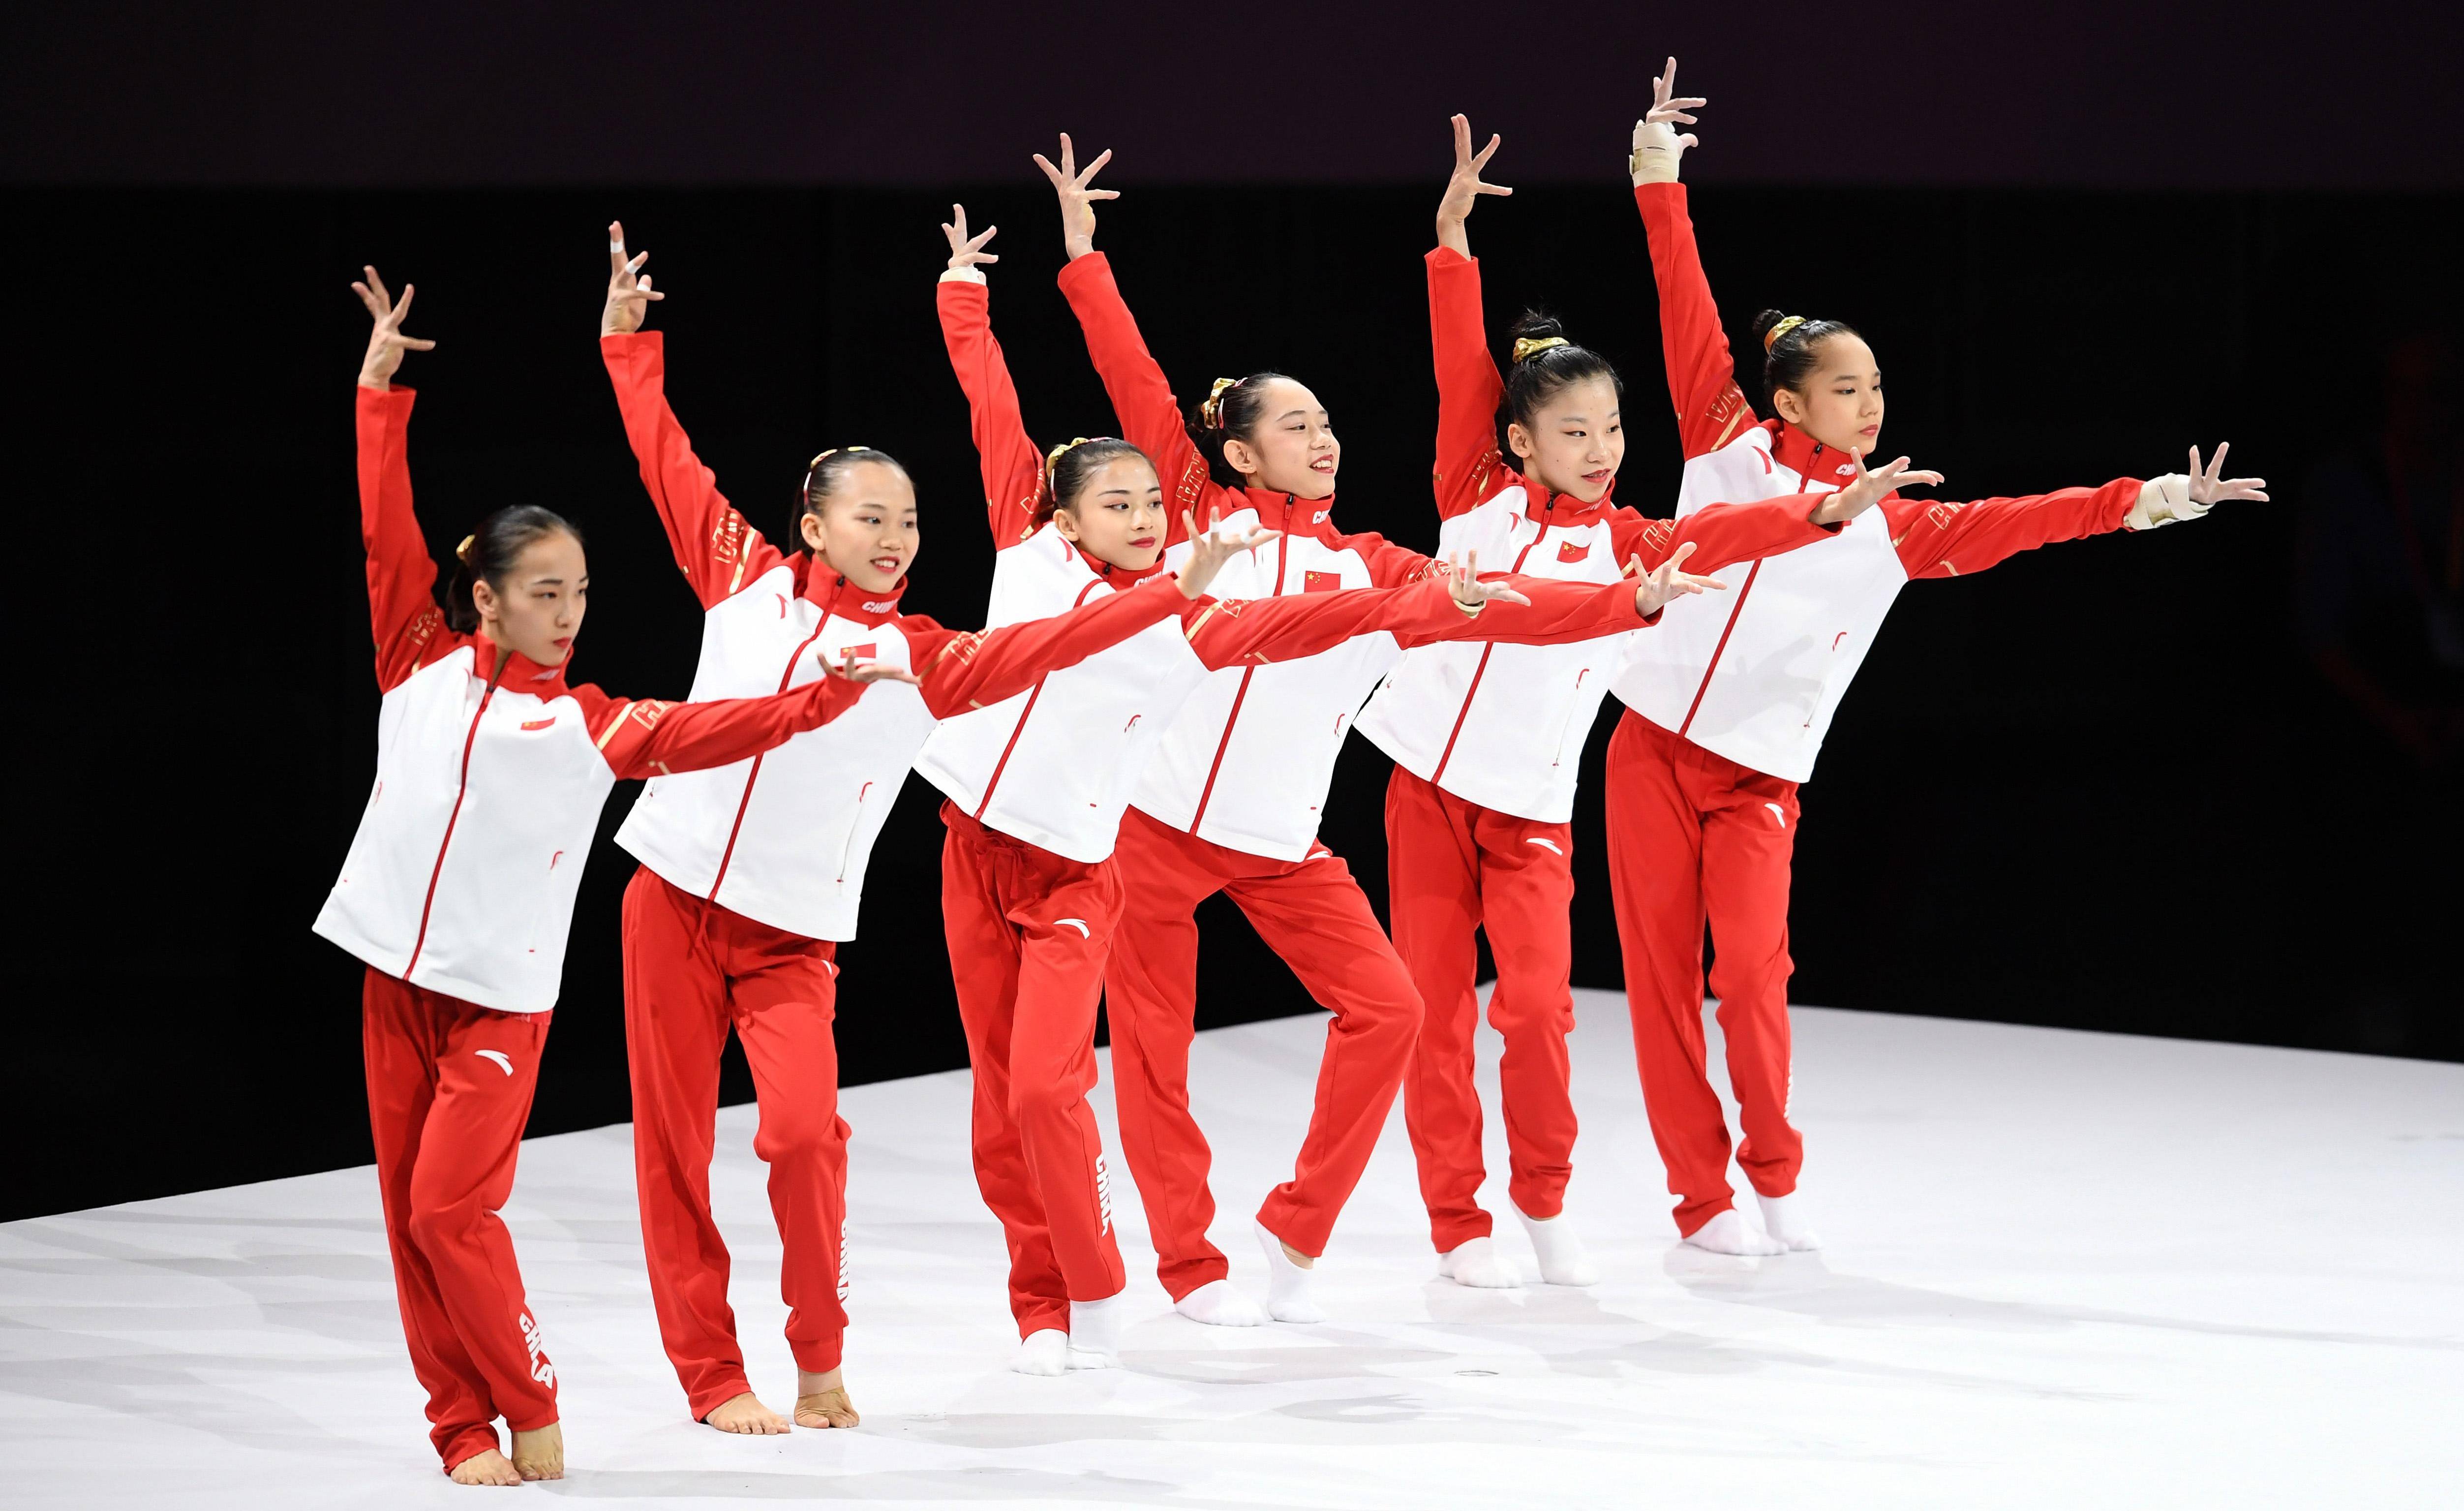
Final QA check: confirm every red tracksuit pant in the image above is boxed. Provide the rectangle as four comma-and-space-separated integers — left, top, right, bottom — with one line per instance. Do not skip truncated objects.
621, 866, 850, 1420
1103, 807, 1424, 1298
361, 967, 558, 1473
940, 803, 1128, 1336
1385, 767, 1580, 1253
1603, 709, 1804, 1236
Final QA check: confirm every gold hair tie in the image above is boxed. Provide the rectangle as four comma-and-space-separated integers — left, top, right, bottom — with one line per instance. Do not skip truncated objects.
803, 446, 870, 494
455, 534, 478, 565
1762, 315, 1807, 352
1043, 437, 1095, 485
1198, 376, 1243, 430
1512, 335, 1570, 364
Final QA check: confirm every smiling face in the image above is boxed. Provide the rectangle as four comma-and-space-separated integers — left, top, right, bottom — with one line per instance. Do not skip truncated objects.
1770, 333, 1886, 458
800, 458, 920, 594
1508, 375, 1626, 504
471, 530, 588, 668
1222, 378, 1339, 500
1051, 454, 1168, 571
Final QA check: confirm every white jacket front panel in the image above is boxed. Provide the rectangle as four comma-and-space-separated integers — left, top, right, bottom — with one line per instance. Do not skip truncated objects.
1133, 508, 1402, 861
1356, 488, 1632, 822
616, 561, 936, 941
913, 524, 1204, 863
314, 647, 618, 1015
1611, 429, 1905, 782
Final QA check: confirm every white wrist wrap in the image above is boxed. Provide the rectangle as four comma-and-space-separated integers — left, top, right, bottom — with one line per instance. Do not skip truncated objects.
1630, 120, 1686, 185
938, 266, 986, 285
2126, 473, 2207, 531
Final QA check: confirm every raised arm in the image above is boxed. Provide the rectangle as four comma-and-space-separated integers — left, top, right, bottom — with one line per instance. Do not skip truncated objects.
598, 224, 784, 608
1044, 138, 1212, 529
935, 205, 1048, 549
582, 675, 867, 783
1430, 116, 1516, 517
350, 269, 464, 691
1630, 60, 1753, 460
1891, 444, 2267, 578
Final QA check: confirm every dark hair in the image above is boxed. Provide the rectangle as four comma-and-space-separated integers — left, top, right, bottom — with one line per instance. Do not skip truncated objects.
1041, 437, 1153, 525
792, 446, 911, 551
447, 505, 582, 634
1751, 308, 1863, 410
1183, 370, 1292, 489
1498, 311, 1622, 453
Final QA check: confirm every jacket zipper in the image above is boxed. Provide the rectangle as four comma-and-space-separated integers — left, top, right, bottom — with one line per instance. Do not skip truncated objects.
402, 661, 505, 980
1428, 517, 1546, 785
834, 780, 875, 883
974, 578, 1102, 817
1676, 440, 1823, 739
1185, 513, 1291, 834
708, 580, 839, 901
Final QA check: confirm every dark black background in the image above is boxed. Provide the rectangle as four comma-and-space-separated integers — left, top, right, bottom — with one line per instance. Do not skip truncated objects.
9, 5, 2458, 1222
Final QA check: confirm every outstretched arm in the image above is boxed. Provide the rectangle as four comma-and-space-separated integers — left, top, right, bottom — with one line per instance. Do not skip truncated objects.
902, 578, 1192, 718
598, 224, 784, 608
583, 674, 870, 782
1631, 59, 1753, 460
1893, 443, 2267, 578
350, 269, 464, 691
1046, 137, 1209, 532
937, 204, 1048, 549
1429, 114, 1516, 519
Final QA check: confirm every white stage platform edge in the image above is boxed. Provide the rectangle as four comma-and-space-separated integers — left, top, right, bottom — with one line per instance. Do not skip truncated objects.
5, 993, 2459, 1509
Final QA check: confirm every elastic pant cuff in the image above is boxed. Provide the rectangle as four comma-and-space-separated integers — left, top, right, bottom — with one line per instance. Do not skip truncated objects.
789, 1337, 844, 1375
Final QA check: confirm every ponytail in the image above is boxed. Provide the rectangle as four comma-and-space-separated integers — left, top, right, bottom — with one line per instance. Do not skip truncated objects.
446, 505, 581, 633
1182, 371, 1288, 489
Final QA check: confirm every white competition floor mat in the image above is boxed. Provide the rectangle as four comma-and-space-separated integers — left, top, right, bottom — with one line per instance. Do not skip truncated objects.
5, 992, 2459, 1508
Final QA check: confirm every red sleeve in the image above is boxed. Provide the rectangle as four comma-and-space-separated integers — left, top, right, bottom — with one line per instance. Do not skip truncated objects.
936, 278, 1049, 550
1637, 183, 1758, 461
601, 332, 785, 609
899, 579, 1189, 718
1400, 575, 1654, 648
1057, 251, 1213, 543
1884, 478, 2140, 579
1610, 495, 1841, 576
356, 385, 471, 692
1181, 578, 1469, 670
1314, 529, 1441, 589
579, 677, 861, 783
1428, 247, 1512, 520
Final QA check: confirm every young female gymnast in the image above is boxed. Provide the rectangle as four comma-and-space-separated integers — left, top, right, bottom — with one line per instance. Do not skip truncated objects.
318, 270, 901, 1483
922, 206, 1669, 1364
1613, 59, 2267, 1255
1034, 138, 1804, 1321
594, 226, 1255, 1431
1355, 117, 1908, 1290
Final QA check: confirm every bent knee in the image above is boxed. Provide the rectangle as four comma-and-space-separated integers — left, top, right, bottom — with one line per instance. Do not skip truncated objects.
753, 1114, 849, 1169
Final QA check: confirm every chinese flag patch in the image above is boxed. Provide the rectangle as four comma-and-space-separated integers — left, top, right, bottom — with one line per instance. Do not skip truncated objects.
1556, 540, 1590, 564
1302, 571, 1341, 593
519, 717, 557, 732
831, 643, 879, 666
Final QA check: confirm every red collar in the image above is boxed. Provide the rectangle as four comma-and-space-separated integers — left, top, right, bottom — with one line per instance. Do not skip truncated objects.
1510, 468, 1619, 529
1238, 486, 1339, 539
791, 555, 911, 625
1770, 422, 1861, 488
473, 636, 570, 694
1069, 540, 1170, 584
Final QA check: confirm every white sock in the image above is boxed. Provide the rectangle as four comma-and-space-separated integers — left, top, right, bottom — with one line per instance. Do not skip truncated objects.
1512, 1203, 1601, 1287
1434, 1234, 1521, 1289
1680, 1207, 1786, 1257
1009, 1328, 1068, 1376
1756, 1192, 1822, 1252
1254, 1221, 1325, 1324
1065, 1291, 1126, 1369
1173, 1278, 1267, 1327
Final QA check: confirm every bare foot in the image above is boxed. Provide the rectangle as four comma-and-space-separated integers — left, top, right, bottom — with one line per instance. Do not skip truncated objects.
510, 1422, 564, 1480
794, 1367, 859, 1429
703, 1391, 791, 1434
447, 1448, 521, 1486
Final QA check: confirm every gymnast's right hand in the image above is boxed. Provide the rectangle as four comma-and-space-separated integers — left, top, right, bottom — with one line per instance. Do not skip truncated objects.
351, 266, 433, 390
601, 220, 664, 337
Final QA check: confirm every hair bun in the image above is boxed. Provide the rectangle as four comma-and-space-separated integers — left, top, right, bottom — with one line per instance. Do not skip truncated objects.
455, 534, 478, 565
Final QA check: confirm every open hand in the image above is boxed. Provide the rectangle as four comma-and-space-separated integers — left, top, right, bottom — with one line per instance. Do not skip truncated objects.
1442, 549, 1535, 613
2187, 442, 2268, 507
1628, 540, 1727, 617
1176, 509, 1281, 598
1815, 450, 1945, 524
942, 204, 999, 278
352, 267, 435, 389
830, 652, 922, 686
1436, 115, 1512, 256
1034, 134, 1119, 261
1631, 57, 1706, 185
601, 221, 665, 337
